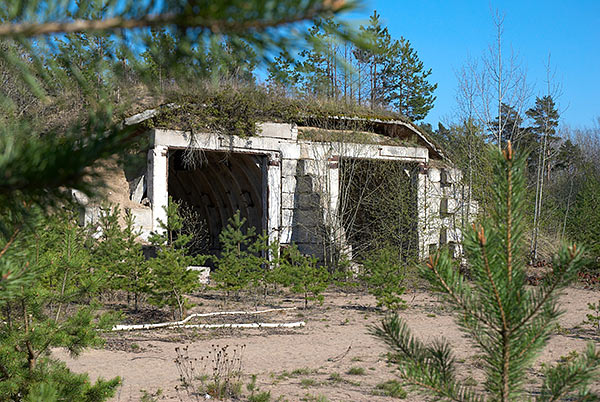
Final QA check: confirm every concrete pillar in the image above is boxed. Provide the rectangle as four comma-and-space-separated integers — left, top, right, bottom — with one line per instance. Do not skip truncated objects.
417, 164, 428, 259
266, 154, 281, 246
325, 155, 343, 250
148, 145, 169, 233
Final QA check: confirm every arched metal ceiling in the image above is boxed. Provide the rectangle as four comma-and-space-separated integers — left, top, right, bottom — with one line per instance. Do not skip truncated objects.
168, 150, 265, 254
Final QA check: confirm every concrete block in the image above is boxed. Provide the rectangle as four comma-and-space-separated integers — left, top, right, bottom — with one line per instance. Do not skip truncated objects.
380, 146, 427, 161
281, 208, 295, 227
80, 206, 101, 226
71, 189, 89, 206
291, 225, 320, 243
297, 193, 320, 209
257, 122, 296, 140
282, 193, 295, 209
280, 225, 293, 244
293, 209, 321, 227
281, 159, 298, 176
295, 175, 314, 193
428, 167, 441, 183
301, 159, 323, 176
296, 242, 323, 258
129, 208, 153, 231
279, 142, 301, 159
187, 266, 210, 284
129, 175, 146, 203
281, 176, 297, 193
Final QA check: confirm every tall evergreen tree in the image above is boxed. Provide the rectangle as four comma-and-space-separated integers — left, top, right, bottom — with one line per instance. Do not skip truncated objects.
525, 95, 560, 171
358, 10, 392, 108
267, 51, 301, 95
297, 17, 340, 99
384, 37, 437, 121
141, 28, 178, 91
489, 103, 526, 148
526, 96, 559, 261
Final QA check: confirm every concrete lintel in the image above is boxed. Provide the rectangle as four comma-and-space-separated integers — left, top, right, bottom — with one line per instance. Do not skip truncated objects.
257, 122, 297, 140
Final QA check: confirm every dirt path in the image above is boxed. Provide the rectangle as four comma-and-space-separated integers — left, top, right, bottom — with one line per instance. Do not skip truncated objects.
54, 287, 600, 401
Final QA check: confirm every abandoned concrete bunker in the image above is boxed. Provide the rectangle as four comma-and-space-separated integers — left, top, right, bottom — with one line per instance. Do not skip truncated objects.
88, 111, 469, 263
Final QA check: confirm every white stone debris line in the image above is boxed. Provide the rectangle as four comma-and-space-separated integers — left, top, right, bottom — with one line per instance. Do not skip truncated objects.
111, 307, 304, 331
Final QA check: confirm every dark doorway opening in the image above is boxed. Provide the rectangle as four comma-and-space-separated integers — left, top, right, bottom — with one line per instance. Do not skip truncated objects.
168, 150, 266, 256
339, 158, 419, 262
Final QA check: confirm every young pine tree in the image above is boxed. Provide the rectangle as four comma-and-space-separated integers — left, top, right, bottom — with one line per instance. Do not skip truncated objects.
148, 198, 201, 320
0, 208, 120, 401
360, 246, 407, 311
279, 244, 329, 309
212, 211, 262, 300
371, 143, 600, 401
95, 206, 150, 311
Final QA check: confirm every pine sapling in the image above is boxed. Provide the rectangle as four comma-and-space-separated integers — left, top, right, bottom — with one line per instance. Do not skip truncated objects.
371, 143, 600, 401
148, 197, 202, 320
360, 245, 407, 310
212, 211, 260, 301
583, 300, 600, 334
280, 244, 329, 309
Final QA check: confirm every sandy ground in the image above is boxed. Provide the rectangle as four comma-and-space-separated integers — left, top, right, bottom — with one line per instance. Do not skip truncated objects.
54, 287, 600, 401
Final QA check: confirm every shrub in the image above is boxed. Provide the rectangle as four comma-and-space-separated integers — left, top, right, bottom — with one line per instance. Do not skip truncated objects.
0, 208, 120, 401
212, 211, 263, 300
346, 367, 365, 376
583, 299, 600, 334
373, 380, 407, 399
278, 244, 329, 309
95, 205, 150, 311
175, 344, 245, 400
360, 246, 407, 310
148, 197, 203, 320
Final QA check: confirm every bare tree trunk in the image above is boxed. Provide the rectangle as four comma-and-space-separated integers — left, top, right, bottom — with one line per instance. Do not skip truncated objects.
561, 175, 574, 241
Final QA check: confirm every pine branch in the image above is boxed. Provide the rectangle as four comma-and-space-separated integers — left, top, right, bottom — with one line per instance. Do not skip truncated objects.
425, 253, 500, 332
0, 2, 349, 38
370, 314, 484, 402
0, 226, 20, 258
539, 343, 600, 402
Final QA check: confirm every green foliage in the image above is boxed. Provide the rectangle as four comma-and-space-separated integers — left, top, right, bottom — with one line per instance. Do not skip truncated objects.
567, 175, 600, 270
383, 37, 437, 121
279, 244, 329, 309
248, 391, 272, 402
539, 343, 600, 401
0, 208, 120, 401
148, 197, 201, 320
582, 300, 600, 334
94, 205, 150, 310
247, 374, 271, 402
340, 159, 418, 262
524, 95, 560, 165
373, 380, 407, 399
277, 9, 436, 121
140, 28, 178, 91
267, 51, 301, 95
371, 144, 600, 401
36, 208, 107, 303
0, 2, 360, 401
360, 246, 406, 310
346, 366, 365, 375
212, 211, 263, 298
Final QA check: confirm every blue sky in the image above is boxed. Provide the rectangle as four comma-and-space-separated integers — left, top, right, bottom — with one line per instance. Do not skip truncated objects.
344, 0, 600, 128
